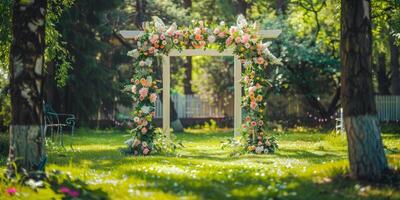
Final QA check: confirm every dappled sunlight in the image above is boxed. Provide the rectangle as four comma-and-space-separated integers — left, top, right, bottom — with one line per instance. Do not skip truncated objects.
28, 129, 399, 199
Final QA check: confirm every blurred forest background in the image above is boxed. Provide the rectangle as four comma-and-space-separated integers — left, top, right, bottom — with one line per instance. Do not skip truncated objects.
0, 0, 399, 130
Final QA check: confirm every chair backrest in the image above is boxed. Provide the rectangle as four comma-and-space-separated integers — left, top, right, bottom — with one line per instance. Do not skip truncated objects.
43, 103, 56, 115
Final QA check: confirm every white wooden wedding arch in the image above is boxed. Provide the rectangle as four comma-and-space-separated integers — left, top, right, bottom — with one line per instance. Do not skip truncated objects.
120, 30, 281, 137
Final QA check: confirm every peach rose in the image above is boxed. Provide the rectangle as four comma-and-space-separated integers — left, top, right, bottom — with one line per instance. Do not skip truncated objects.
150, 93, 157, 103
250, 101, 257, 110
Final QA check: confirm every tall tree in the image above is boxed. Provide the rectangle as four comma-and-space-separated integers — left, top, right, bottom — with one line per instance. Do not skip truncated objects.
183, 0, 193, 95
375, 53, 391, 95
389, 34, 400, 94
8, 0, 46, 173
340, 0, 388, 180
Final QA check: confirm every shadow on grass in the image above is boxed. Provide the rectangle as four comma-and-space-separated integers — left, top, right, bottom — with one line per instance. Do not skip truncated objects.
116, 165, 398, 200
273, 149, 346, 164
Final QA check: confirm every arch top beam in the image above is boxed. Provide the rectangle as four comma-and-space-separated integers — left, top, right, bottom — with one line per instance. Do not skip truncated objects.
119, 29, 282, 40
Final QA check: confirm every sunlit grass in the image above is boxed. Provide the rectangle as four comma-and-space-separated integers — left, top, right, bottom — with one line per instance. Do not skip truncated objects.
0, 128, 399, 200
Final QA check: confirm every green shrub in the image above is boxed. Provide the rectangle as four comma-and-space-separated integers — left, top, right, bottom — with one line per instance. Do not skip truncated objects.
0, 133, 9, 157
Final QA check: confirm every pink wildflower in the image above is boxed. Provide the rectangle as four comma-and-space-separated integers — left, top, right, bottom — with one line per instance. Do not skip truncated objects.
69, 190, 80, 198
6, 187, 17, 196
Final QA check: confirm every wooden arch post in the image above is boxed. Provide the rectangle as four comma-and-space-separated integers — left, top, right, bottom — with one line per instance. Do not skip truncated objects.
120, 30, 281, 138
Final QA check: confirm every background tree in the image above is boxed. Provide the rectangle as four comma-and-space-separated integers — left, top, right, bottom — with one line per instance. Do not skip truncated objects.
340, 0, 388, 180
7, 0, 47, 174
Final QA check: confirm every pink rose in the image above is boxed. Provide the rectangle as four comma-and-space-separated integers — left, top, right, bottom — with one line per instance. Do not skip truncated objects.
242, 34, 250, 44
226, 37, 232, 46
139, 87, 149, 98
167, 30, 174, 37
250, 101, 257, 110
248, 86, 257, 93
141, 127, 148, 134
143, 148, 150, 155
257, 57, 265, 65
251, 121, 257, 127
213, 28, 220, 35
148, 47, 155, 54
218, 32, 226, 38
150, 34, 159, 44
150, 93, 158, 103
229, 26, 237, 35
242, 124, 247, 129
160, 34, 166, 40
235, 37, 241, 43
194, 27, 201, 35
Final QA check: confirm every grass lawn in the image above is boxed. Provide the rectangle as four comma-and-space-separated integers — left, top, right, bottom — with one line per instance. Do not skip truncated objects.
1, 128, 399, 200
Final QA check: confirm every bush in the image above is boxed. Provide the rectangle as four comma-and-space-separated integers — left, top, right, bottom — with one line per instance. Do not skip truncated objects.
0, 133, 9, 157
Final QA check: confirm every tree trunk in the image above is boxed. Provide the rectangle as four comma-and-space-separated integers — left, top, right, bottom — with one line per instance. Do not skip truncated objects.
340, 0, 388, 180
135, 0, 146, 29
184, 57, 193, 94
235, 0, 249, 17
389, 35, 400, 95
376, 53, 391, 95
8, 0, 47, 174
275, 0, 288, 15
183, 0, 193, 95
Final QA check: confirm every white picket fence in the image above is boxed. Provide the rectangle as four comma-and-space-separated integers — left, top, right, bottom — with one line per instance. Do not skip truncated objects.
375, 95, 400, 121
152, 95, 400, 121
154, 94, 225, 118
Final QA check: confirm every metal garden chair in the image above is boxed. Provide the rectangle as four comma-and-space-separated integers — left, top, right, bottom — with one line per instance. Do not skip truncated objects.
43, 103, 76, 146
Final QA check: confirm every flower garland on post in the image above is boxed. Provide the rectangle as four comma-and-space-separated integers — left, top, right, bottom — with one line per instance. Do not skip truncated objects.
126, 15, 281, 155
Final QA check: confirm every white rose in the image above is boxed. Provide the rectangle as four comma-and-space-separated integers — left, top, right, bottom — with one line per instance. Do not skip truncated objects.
145, 58, 153, 66
141, 106, 150, 114
127, 49, 139, 58
208, 35, 216, 43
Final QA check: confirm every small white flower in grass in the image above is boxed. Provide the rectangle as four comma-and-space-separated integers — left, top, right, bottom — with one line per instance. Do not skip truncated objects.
25, 179, 43, 189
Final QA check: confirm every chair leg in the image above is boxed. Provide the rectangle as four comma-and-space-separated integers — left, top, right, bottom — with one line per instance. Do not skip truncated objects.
60, 126, 65, 148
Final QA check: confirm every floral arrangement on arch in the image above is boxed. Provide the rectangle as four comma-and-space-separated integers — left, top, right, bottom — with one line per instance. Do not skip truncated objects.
126, 15, 281, 155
